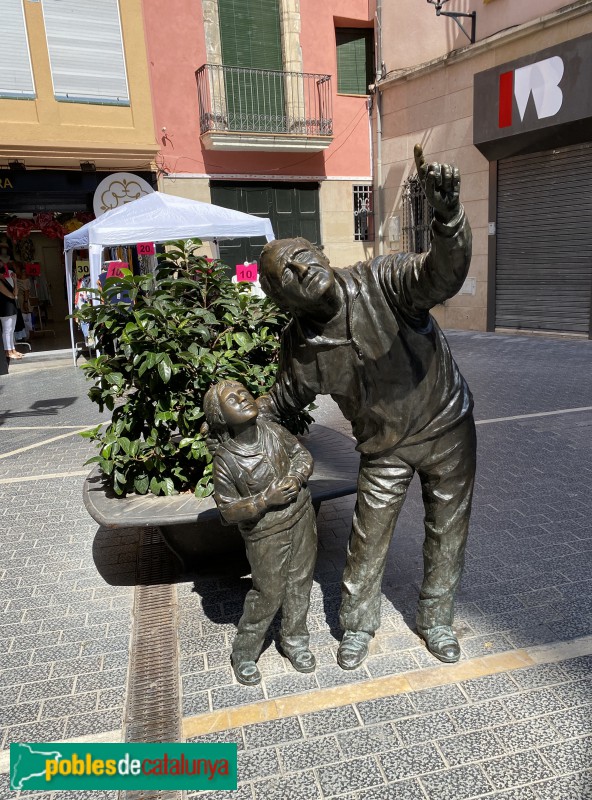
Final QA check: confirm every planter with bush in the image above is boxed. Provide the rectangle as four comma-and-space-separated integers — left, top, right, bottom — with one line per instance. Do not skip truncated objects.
78, 241, 358, 568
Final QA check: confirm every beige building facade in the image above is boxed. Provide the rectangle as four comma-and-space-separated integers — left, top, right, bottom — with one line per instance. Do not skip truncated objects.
377, 0, 592, 336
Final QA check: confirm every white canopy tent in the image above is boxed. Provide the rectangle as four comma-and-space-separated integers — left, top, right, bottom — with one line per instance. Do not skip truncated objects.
63, 191, 275, 364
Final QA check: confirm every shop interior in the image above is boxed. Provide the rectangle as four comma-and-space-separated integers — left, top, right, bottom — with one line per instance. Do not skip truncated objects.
0, 213, 142, 362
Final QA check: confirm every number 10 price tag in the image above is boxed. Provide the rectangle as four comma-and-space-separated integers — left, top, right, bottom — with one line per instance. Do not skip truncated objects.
236, 262, 258, 282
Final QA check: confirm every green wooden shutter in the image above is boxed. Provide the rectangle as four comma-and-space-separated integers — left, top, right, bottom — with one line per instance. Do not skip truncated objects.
218, 0, 285, 131
336, 29, 373, 95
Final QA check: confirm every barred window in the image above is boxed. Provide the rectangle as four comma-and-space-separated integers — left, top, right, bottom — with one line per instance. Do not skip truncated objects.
353, 184, 374, 242
402, 174, 434, 253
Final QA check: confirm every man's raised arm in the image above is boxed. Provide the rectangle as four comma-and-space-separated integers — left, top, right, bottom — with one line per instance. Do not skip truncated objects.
392, 144, 472, 313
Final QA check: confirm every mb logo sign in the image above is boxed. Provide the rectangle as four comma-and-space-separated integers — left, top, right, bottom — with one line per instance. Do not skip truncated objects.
499, 56, 564, 128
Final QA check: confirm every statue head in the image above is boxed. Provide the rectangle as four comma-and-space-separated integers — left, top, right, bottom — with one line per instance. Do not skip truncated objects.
203, 380, 258, 440
259, 237, 338, 321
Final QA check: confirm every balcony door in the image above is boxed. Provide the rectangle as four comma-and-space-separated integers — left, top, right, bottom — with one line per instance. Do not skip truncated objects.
218, 0, 286, 132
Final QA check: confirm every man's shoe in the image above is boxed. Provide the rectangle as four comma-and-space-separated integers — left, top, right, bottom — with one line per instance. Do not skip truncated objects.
282, 647, 316, 673
231, 656, 261, 686
337, 631, 372, 670
418, 625, 460, 663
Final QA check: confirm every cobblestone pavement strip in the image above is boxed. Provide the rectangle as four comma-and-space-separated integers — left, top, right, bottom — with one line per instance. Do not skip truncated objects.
1, 333, 591, 799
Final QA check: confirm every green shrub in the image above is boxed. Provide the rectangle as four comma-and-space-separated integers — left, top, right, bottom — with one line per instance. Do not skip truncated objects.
76, 240, 310, 497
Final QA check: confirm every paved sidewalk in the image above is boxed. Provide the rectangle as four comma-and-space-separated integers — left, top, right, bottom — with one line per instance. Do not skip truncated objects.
0, 332, 591, 799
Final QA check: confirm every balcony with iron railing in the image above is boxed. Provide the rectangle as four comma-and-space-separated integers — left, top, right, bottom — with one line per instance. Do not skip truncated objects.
196, 64, 333, 152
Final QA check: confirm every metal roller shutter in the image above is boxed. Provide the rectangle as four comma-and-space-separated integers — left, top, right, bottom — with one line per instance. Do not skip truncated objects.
41, 0, 129, 104
496, 142, 592, 334
0, 0, 35, 98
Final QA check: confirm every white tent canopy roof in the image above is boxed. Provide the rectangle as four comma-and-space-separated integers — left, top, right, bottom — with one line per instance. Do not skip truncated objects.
63, 191, 275, 365
64, 190, 275, 250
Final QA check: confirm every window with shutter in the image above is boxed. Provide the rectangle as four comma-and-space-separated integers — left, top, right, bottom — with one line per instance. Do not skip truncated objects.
218, 0, 285, 131
41, 0, 129, 104
0, 0, 35, 99
336, 29, 373, 95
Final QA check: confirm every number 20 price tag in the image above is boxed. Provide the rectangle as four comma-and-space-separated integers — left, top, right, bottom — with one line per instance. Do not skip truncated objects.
137, 242, 156, 256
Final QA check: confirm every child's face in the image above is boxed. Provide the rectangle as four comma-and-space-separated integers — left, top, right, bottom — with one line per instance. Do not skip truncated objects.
219, 385, 258, 429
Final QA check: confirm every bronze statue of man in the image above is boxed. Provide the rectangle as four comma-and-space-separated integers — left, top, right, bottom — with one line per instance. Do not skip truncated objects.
258, 145, 476, 668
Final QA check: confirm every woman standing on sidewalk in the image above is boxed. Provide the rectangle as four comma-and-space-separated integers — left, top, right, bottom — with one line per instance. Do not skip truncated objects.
0, 260, 24, 361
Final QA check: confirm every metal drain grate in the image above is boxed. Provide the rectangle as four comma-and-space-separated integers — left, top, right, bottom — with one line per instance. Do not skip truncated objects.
120, 527, 182, 800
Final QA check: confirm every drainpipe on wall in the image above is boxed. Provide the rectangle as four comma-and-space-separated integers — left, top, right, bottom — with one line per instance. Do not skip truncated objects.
374, 0, 384, 255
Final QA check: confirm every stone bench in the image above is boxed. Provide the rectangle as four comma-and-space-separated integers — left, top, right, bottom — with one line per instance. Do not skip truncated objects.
83, 424, 359, 571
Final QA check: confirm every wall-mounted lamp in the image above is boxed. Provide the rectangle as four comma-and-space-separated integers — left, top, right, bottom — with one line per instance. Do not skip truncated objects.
8, 160, 26, 172
426, 0, 476, 44
80, 161, 96, 172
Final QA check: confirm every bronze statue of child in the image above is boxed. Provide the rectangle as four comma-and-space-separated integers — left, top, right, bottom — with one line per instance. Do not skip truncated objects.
203, 379, 317, 686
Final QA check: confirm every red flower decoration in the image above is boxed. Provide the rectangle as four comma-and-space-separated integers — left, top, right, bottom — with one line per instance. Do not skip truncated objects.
6, 218, 35, 242
41, 219, 65, 240
33, 212, 55, 230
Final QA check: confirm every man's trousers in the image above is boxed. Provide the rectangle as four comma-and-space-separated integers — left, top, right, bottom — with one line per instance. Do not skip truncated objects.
340, 415, 477, 635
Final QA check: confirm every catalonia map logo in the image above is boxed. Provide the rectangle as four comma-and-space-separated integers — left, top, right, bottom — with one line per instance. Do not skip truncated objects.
10, 742, 237, 791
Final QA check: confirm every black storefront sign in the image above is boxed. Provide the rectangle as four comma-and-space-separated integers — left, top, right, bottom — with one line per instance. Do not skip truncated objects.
474, 33, 592, 161
0, 170, 155, 214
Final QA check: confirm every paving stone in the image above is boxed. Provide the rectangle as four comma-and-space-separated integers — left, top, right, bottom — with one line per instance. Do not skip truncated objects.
188, 786, 253, 800
264, 670, 318, 698
460, 673, 521, 702
493, 716, 562, 750
365, 652, 418, 678
450, 699, 513, 732
180, 654, 207, 675
187, 727, 244, 751
315, 664, 371, 688
182, 666, 234, 694
19, 677, 75, 703
243, 716, 303, 750
546, 703, 592, 738
182, 691, 211, 716
97, 686, 125, 710
356, 779, 428, 800
49, 655, 102, 678
316, 755, 385, 797
551, 677, 592, 707
237, 747, 280, 782
409, 684, 468, 714
4, 717, 67, 746
502, 687, 567, 720
278, 735, 341, 771
74, 668, 127, 692
210, 683, 265, 710
539, 736, 592, 774
394, 710, 457, 745
337, 723, 400, 757
356, 695, 416, 726
437, 728, 506, 766
483, 750, 555, 790
510, 663, 570, 690
1, 663, 53, 687
252, 770, 320, 800
534, 771, 592, 800
63, 707, 123, 738
379, 742, 446, 782
41, 691, 98, 719
419, 764, 493, 800
300, 705, 361, 738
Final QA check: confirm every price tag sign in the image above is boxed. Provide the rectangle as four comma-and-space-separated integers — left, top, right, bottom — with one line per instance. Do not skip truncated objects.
106, 261, 128, 279
75, 260, 90, 280
137, 242, 155, 256
236, 262, 258, 282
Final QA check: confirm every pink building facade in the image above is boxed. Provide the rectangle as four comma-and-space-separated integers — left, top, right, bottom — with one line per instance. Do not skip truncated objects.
143, 0, 376, 268
377, 0, 592, 338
